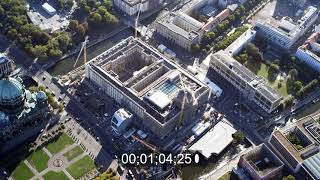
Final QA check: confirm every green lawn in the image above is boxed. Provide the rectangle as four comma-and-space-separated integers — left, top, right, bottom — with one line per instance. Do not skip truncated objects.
46, 133, 74, 154
250, 63, 289, 97
63, 146, 84, 161
27, 149, 50, 172
43, 171, 69, 180
66, 155, 96, 179
11, 162, 34, 180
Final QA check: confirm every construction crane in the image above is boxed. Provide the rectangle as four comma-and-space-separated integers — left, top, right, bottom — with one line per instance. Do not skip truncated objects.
135, 0, 142, 38
178, 76, 188, 128
73, 36, 89, 68
132, 135, 159, 153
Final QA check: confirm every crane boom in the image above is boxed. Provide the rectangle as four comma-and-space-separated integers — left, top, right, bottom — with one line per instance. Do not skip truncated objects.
73, 36, 89, 67
135, 0, 142, 38
132, 135, 158, 152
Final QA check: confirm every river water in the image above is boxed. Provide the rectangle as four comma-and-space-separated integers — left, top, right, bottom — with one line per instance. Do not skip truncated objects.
48, 29, 134, 76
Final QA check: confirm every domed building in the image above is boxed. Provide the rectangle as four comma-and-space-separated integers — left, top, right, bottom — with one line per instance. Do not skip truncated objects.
0, 76, 50, 142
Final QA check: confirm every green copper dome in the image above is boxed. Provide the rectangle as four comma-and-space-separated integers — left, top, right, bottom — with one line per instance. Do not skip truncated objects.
0, 77, 25, 107
36, 91, 47, 102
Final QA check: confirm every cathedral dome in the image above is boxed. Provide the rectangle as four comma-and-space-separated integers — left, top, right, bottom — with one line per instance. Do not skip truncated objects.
0, 77, 25, 109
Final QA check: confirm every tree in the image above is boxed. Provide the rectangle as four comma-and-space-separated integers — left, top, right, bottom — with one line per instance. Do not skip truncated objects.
246, 43, 262, 61
89, 12, 102, 25
69, 20, 79, 31
289, 69, 298, 81
293, 81, 302, 92
191, 44, 200, 53
48, 48, 63, 58
57, 33, 71, 52
232, 131, 245, 144
7, 29, 18, 39
198, 15, 207, 22
268, 63, 279, 75
103, 0, 112, 10
33, 45, 48, 58
282, 175, 296, 180
283, 95, 294, 109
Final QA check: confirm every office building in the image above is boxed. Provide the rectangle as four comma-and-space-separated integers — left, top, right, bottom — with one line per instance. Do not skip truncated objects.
239, 143, 284, 180
113, 0, 164, 16
210, 50, 283, 113
85, 37, 211, 138
225, 29, 257, 56
268, 117, 320, 179
156, 0, 233, 51
296, 31, 320, 72
254, 6, 318, 50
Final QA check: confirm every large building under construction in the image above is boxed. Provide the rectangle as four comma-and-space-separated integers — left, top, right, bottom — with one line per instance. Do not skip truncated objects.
85, 37, 211, 138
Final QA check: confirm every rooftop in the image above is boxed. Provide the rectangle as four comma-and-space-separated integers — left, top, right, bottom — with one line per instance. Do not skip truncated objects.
303, 152, 320, 180
242, 144, 284, 178
189, 121, 236, 159
255, 5, 318, 41
211, 50, 283, 103
157, 13, 200, 41
87, 37, 209, 124
122, 0, 147, 6
225, 29, 256, 56
298, 31, 320, 62
272, 116, 320, 164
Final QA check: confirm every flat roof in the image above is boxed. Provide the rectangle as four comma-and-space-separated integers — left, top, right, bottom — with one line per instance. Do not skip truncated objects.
87, 37, 209, 124
189, 121, 236, 159
145, 91, 171, 110
212, 50, 283, 102
303, 152, 320, 180
200, 5, 219, 17
158, 13, 200, 40
242, 144, 284, 178
42, 3, 56, 14
272, 116, 320, 164
225, 29, 256, 56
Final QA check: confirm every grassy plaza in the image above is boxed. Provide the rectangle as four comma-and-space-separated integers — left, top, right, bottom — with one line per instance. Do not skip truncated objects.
11, 162, 34, 180
63, 146, 84, 161
43, 171, 69, 180
46, 133, 75, 154
10, 133, 97, 180
27, 149, 50, 172
67, 155, 96, 179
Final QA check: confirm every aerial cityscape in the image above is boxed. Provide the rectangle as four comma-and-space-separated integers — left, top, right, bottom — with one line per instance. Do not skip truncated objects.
0, 0, 320, 180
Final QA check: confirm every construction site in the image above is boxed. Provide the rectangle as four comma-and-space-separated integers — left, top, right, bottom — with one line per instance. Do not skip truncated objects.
85, 37, 211, 138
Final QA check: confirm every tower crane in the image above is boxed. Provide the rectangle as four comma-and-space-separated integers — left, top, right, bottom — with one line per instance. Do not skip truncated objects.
178, 75, 188, 128
73, 36, 89, 68
132, 135, 159, 153
135, 0, 142, 39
